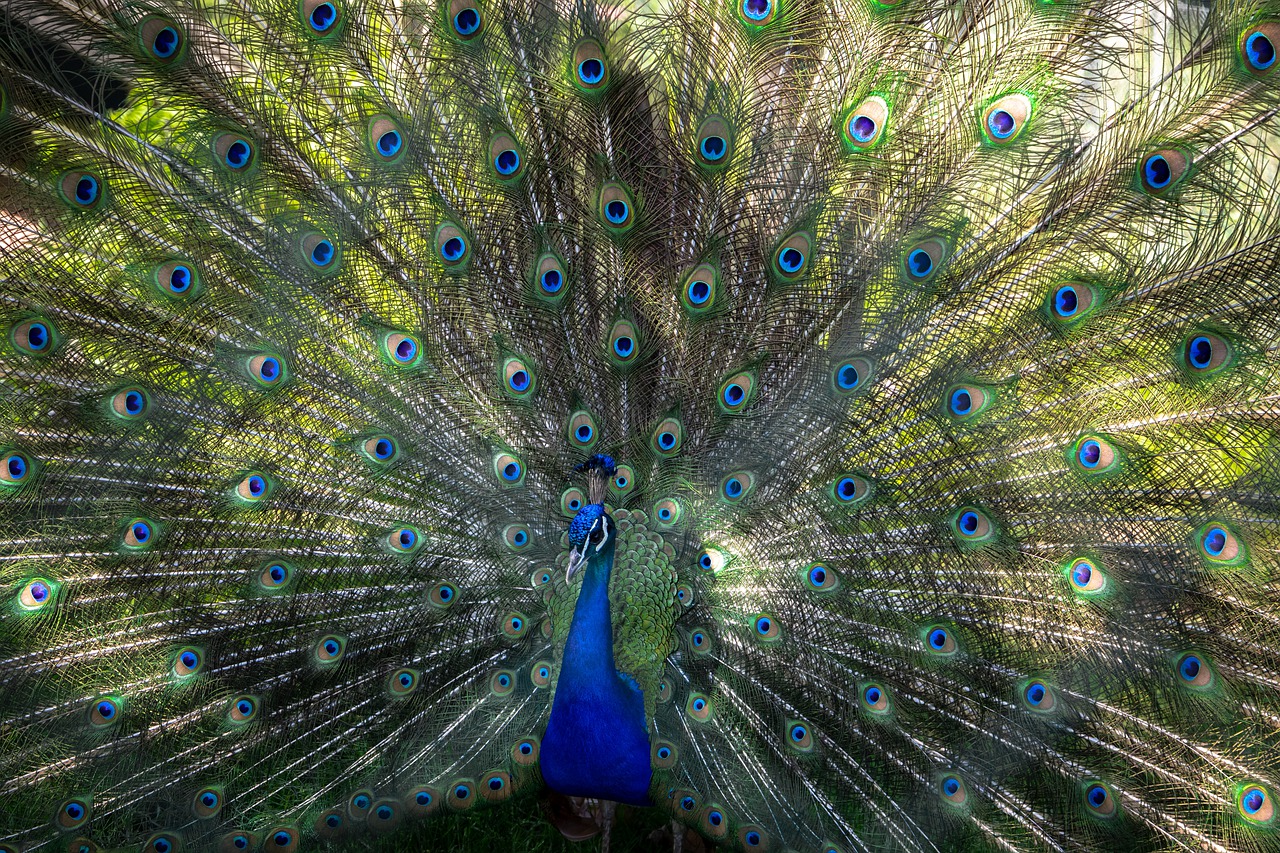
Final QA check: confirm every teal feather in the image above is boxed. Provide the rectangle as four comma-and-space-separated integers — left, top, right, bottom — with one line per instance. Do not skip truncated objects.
1, 0, 1279, 851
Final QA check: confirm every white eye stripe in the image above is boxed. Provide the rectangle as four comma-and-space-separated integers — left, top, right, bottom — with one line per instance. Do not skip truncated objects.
594, 517, 611, 552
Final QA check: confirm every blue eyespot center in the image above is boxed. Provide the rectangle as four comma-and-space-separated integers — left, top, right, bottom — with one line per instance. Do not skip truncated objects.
700, 135, 726, 160
7, 455, 27, 480
576, 424, 592, 441
153, 26, 179, 58
724, 383, 745, 405
248, 475, 265, 496
377, 805, 393, 819
742, 0, 771, 21
502, 461, 520, 481
237, 699, 253, 715
578, 58, 604, 85
688, 279, 711, 304
417, 791, 432, 805
725, 477, 743, 497
1078, 439, 1101, 468
66, 803, 84, 818
864, 686, 880, 704
1144, 154, 1172, 188
310, 2, 337, 32
29, 581, 49, 602
541, 269, 563, 292
1203, 526, 1227, 556
908, 248, 932, 277
1026, 682, 1046, 704
699, 553, 713, 570
76, 175, 98, 205
181, 651, 199, 667
613, 335, 634, 357
943, 778, 960, 796
1054, 285, 1078, 316
125, 390, 144, 414
1247, 32, 1276, 70
132, 522, 151, 542
225, 140, 251, 169
1180, 655, 1201, 680
693, 698, 706, 711
508, 369, 529, 391
27, 322, 48, 350
379, 130, 402, 156
455, 785, 470, 799
1243, 787, 1266, 814
495, 148, 520, 175
442, 237, 466, 261
202, 792, 218, 807
929, 628, 948, 649
269, 564, 286, 583
605, 200, 628, 224
395, 338, 417, 362
849, 114, 877, 143
1188, 335, 1212, 369
809, 566, 826, 585
324, 640, 339, 654
709, 810, 723, 825
97, 700, 116, 719
836, 477, 858, 501
273, 831, 292, 846
326, 814, 341, 827
950, 389, 972, 415
454, 7, 480, 35
837, 364, 859, 389
1072, 561, 1093, 587
778, 247, 804, 273
958, 511, 978, 534
169, 265, 191, 292
658, 431, 675, 449
260, 357, 280, 381
681, 797, 695, 810
987, 108, 1016, 138
374, 438, 394, 459
1087, 785, 1108, 808
311, 239, 334, 266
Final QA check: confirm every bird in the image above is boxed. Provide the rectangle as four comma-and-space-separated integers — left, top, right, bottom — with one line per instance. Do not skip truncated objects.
0, 0, 1278, 850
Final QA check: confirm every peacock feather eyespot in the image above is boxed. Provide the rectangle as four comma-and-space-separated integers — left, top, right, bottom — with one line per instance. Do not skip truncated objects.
493, 452, 525, 486
718, 370, 756, 413
671, 790, 699, 815
1083, 781, 1119, 819
1181, 331, 1234, 376
686, 692, 714, 722
533, 253, 567, 301
785, 719, 814, 753
501, 355, 536, 397
531, 660, 552, 687
1196, 522, 1246, 565
680, 263, 718, 314
246, 353, 287, 387
264, 827, 297, 852
772, 231, 812, 281
699, 804, 730, 840
59, 170, 103, 209
448, 0, 484, 40
946, 384, 993, 421
903, 237, 947, 283
88, 695, 122, 728
501, 610, 530, 640
832, 356, 873, 396
227, 695, 258, 724
405, 786, 441, 818
1237, 783, 1275, 826
360, 434, 399, 464
738, 827, 768, 849
299, 232, 340, 272
122, 516, 158, 550
172, 645, 204, 678
10, 317, 59, 356
480, 770, 511, 803
234, 471, 273, 504
831, 474, 871, 507
489, 133, 523, 180
502, 524, 531, 551
650, 416, 683, 457
302, 0, 342, 37
315, 811, 345, 840
257, 560, 294, 591
611, 464, 637, 497
860, 682, 891, 715
387, 525, 423, 555
1070, 434, 1122, 476
1241, 24, 1280, 75
368, 116, 406, 163
571, 39, 609, 91
560, 487, 586, 517
314, 634, 346, 664
821, 844, 848, 853
981, 93, 1032, 145
69, 837, 100, 853
652, 740, 678, 768
0, 448, 37, 489
140, 16, 184, 64
490, 669, 516, 697
738, 0, 778, 28
939, 774, 968, 807
369, 799, 402, 832
654, 497, 682, 527
154, 261, 201, 299
426, 580, 459, 610
435, 221, 471, 269
567, 410, 599, 449
1046, 281, 1102, 326
1176, 651, 1215, 690
842, 94, 889, 152
803, 561, 839, 593
598, 182, 636, 233
924, 625, 958, 656
512, 735, 540, 766
532, 567, 552, 589
951, 506, 995, 544
695, 116, 734, 169
19, 577, 57, 610
657, 680, 673, 703
753, 613, 781, 642
143, 833, 181, 853
1066, 557, 1106, 594
675, 583, 695, 606
213, 133, 255, 173
688, 627, 713, 656
447, 780, 476, 811
607, 319, 641, 366
720, 470, 755, 503
193, 787, 223, 819
56, 797, 92, 830
1021, 678, 1056, 712
389, 667, 420, 696
109, 387, 149, 421
1138, 147, 1190, 195
348, 790, 373, 818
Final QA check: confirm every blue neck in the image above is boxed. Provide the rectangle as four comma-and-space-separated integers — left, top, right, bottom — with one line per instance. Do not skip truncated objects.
540, 542, 653, 805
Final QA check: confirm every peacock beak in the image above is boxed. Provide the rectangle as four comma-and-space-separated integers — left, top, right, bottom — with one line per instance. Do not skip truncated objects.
566, 546, 585, 583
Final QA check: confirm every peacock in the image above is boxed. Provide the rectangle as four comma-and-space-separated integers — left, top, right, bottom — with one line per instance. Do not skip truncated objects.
1, 0, 1279, 851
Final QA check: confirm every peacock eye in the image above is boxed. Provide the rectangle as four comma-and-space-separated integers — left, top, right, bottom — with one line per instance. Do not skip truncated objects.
589, 525, 603, 544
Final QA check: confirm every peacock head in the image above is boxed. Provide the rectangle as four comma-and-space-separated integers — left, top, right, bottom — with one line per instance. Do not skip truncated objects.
565, 454, 618, 582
